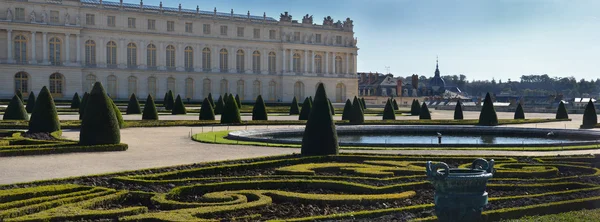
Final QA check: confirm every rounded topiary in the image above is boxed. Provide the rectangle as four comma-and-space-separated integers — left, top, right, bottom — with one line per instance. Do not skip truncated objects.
110, 99, 124, 128
289, 97, 300, 115
454, 100, 464, 120
301, 83, 338, 156
171, 95, 187, 115
410, 99, 421, 116
419, 102, 431, 120
556, 101, 569, 120
341, 99, 353, 121
299, 97, 313, 120
79, 92, 89, 120
71, 92, 81, 109
252, 95, 268, 120
214, 95, 225, 115
79, 82, 120, 145
350, 96, 365, 124
582, 100, 597, 129
221, 94, 241, 124
478, 93, 498, 126
3, 95, 29, 120
142, 94, 159, 120
328, 98, 335, 115
28, 86, 60, 133
199, 97, 215, 120
392, 99, 399, 110
235, 94, 242, 108
165, 90, 175, 110
126, 93, 142, 114
25, 91, 35, 113
207, 93, 215, 108
16, 90, 23, 102
514, 103, 525, 120
383, 99, 396, 120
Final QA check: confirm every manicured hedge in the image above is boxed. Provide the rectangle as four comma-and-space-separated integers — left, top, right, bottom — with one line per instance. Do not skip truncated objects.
301, 83, 338, 155
171, 95, 187, 115
25, 91, 35, 114
514, 103, 525, 119
207, 93, 215, 108
341, 99, 352, 121
15, 90, 23, 102
79, 82, 121, 145
478, 92, 498, 126
3, 95, 29, 120
126, 93, 142, 114
581, 100, 597, 129
454, 100, 463, 120
410, 99, 420, 116
556, 101, 569, 120
289, 97, 300, 115
252, 95, 268, 121
142, 94, 159, 120
392, 99, 399, 110
419, 103, 431, 120
111, 99, 125, 129
221, 94, 241, 124
28, 86, 60, 133
350, 96, 365, 124
214, 96, 225, 115
70, 92, 81, 109
165, 90, 174, 110
298, 97, 312, 120
328, 98, 335, 115
235, 94, 242, 108
199, 98, 215, 121
79, 92, 89, 120
382, 99, 396, 120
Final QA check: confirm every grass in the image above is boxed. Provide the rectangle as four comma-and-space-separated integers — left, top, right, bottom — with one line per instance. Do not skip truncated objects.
504, 208, 600, 222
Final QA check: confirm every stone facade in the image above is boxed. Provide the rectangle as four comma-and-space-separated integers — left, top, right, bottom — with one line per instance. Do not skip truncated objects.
0, 0, 358, 102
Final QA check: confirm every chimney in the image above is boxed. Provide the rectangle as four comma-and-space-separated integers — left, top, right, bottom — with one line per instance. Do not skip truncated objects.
361, 73, 366, 83
412, 74, 419, 89
396, 79, 403, 97
368, 72, 373, 84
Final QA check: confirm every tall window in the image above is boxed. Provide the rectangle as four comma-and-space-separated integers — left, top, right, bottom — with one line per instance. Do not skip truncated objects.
293, 32, 300, 41
268, 81, 276, 102
14, 72, 29, 94
236, 49, 245, 73
106, 41, 117, 67
14, 35, 27, 64
50, 11, 59, 23
294, 81, 304, 100
85, 74, 96, 93
220, 79, 228, 95
185, 78, 194, 99
202, 48, 211, 72
107, 75, 117, 98
128, 76, 137, 97
147, 44, 156, 68
85, 40, 96, 66
253, 28, 260, 39
335, 56, 342, 74
237, 27, 244, 37
147, 77, 157, 98
252, 51, 261, 74
107, 16, 115, 27
336, 83, 346, 102
185, 23, 193, 33
220, 25, 228, 36
184, 46, 193, 71
49, 37, 61, 65
336, 36, 342, 44
167, 21, 175, 32
15, 8, 25, 21
269, 30, 276, 39
86, 14, 95, 25
127, 43, 137, 68
128, 17, 136, 28
315, 34, 322, 43
268, 52, 276, 74
292, 53, 301, 73
166, 45, 175, 69
237, 80, 245, 100
203, 24, 211, 34
253, 80, 261, 98
167, 77, 176, 92
49, 73, 64, 97
315, 54, 323, 74
147, 19, 156, 30
203, 79, 211, 97
219, 49, 228, 72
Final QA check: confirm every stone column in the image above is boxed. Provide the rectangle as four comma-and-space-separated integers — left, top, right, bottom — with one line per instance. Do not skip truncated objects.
281, 48, 286, 73
158, 42, 165, 70
311, 51, 315, 73
345, 53, 349, 74
332, 53, 337, 74
30, 31, 37, 64
76, 34, 81, 65
325, 52, 329, 74
289, 49, 294, 73
212, 45, 219, 72
176, 43, 184, 71
64, 33, 71, 65
261, 49, 267, 74
194, 43, 202, 72
139, 40, 146, 69
42, 32, 49, 65
353, 53, 358, 75
98, 37, 106, 67
118, 38, 126, 68
245, 47, 252, 74
303, 50, 308, 74
229, 46, 235, 73
7, 29, 14, 63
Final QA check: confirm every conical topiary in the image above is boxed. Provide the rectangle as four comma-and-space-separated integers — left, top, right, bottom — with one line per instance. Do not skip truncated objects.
383, 99, 396, 120
3, 95, 28, 120
419, 102, 431, 120
328, 98, 335, 115
16, 90, 23, 102
410, 99, 421, 116
79, 92, 89, 120
171, 95, 187, 115
582, 100, 597, 128
224, 93, 229, 104
341, 99, 353, 121
478, 93, 498, 126
207, 93, 215, 108
299, 97, 313, 120
70, 92, 81, 109
110, 99, 124, 128
454, 100, 464, 120
235, 94, 241, 108
361, 97, 367, 110
392, 99, 399, 110
142, 94, 158, 120
350, 96, 365, 124
301, 83, 338, 156
252, 95, 268, 120
214, 95, 225, 115
28, 86, 60, 133
556, 101, 569, 120
289, 97, 300, 115
25, 91, 35, 113
199, 97, 215, 120
163, 92, 168, 108
514, 103, 525, 119
165, 90, 175, 110
221, 94, 241, 124
126, 93, 142, 114
79, 82, 120, 145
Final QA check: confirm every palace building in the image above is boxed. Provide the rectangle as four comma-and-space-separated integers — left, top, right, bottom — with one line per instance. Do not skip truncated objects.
0, 0, 358, 102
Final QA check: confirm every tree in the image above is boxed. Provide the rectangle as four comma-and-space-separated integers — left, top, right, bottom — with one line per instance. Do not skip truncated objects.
25, 91, 35, 114
328, 98, 335, 115
392, 99, 399, 110
163, 92, 169, 108
383, 99, 396, 120
301, 83, 338, 155
15, 90, 23, 102
171, 95, 187, 115
207, 93, 215, 108
299, 97, 313, 120
478, 92, 498, 126
79, 82, 120, 145
165, 90, 174, 110
79, 92, 89, 120
214, 96, 225, 115
556, 101, 569, 120
361, 98, 367, 110
3, 95, 28, 120
341, 99, 353, 121
581, 100, 597, 128
142, 94, 159, 120
419, 102, 431, 120
199, 97, 215, 120
410, 99, 421, 116
224, 93, 229, 104
350, 96, 365, 124
110, 99, 124, 128
514, 103, 525, 119
235, 94, 242, 108
252, 95, 268, 120
126, 93, 142, 114
454, 101, 464, 120
28, 86, 60, 133
289, 97, 300, 115
221, 94, 242, 124
70, 92, 81, 109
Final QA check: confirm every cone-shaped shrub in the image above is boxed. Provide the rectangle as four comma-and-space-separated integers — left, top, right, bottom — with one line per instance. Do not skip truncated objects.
410, 99, 421, 116
25, 91, 35, 113
310, 96, 314, 104
224, 93, 229, 104
199, 97, 215, 120
126, 93, 142, 114
142, 94, 158, 120
171, 95, 187, 115
110, 99, 124, 128
289, 97, 300, 115
419, 102, 431, 120
235, 94, 242, 108
163, 92, 168, 108
361, 98, 367, 109
383, 99, 396, 120
350, 96, 365, 124
165, 90, 174, 110
454, 101, 464, 120
79, 82, 120, 145
214, 96, 225, 115
392, 99, 399, 110
582, 100, 597, 128
478, 93, 498, 126
221, 94, 242, 124
328, 98, 335, 115
70, 92, 81, 109
207, 93, 215, 108
4, 95, 28, 120
16, 90, 23, 102
514, 103, 525, 119
252, 95, 268, 120
556, 101, 569, 120
28, 86, 60, 133
299, 97, 313, 120
341, 99, 353, 121
79, 92, 89, 120
301, 83, 338, 156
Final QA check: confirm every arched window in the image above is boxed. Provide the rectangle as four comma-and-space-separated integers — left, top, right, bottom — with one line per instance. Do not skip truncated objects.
167, 77, 176, 92
268, 81, 276, 102
292, 53, 301, 73
14, 72, 29, 94
85, 74, 96, 93
268, 52, 276, 74
252, 51, 261, 74
220, 48, 228, 72
185, 78, 194, 99
203, 78, 211, 97
106, 41, 117, 66
294, 81, 304, 100
147, 76, 157, 98
107, 75, 117, 98
236, 49, 245, 73
49, 73, 64, 97
335, 56, 343, 74
314, 54, 323, 74
184, 46, 193, 71
147, 44, 157, 68
49, 37, 61, 65
14, 35, 27, 64
220, 79, 228, 95
336, 83, 346, 102
202, 47, 211, 72
237, 80, 245, 100
85, 40, 96, 66
253, 80, 261, 98
127, 43, 137, 68
128, 76, 137, 97
166, 45, 175, 69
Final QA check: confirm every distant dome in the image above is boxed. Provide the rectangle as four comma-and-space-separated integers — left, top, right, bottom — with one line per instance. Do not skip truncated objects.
429, 59, 446, 95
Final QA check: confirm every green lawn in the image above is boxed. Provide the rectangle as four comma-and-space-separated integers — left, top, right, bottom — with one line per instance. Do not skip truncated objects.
504, 208, 600, 222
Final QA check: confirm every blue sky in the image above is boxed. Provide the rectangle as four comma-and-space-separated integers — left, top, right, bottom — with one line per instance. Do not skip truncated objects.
141, 0, 599, 81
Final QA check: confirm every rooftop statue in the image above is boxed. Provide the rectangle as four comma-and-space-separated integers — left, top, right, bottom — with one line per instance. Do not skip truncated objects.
323, 16, 334, 26
302, 14, 313, 24
280, 12, 292, 22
